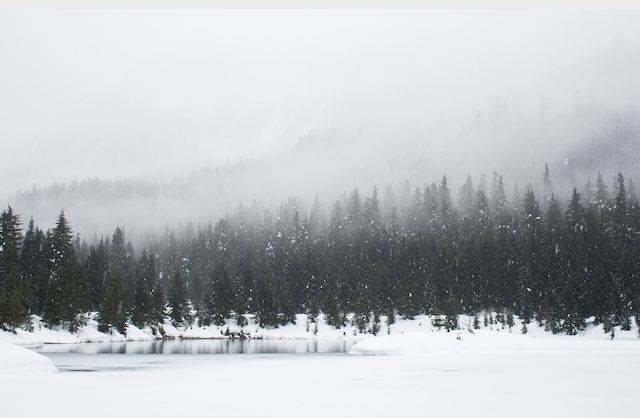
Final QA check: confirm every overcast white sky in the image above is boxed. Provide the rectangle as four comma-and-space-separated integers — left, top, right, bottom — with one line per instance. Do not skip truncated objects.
1, 9, 639, 199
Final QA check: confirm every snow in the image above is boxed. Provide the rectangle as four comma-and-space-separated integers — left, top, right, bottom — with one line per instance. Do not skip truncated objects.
349, 326, 640, 355
0, 339, 57, 374
1, 313, 639, 418
2, 335, 640, 417
350, 329, 472, 355
0, 315, 155, 347
0, 313, 367, 347
2, 312, 638, 351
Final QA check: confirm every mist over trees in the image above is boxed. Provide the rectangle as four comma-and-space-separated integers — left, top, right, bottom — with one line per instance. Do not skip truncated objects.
2, 166, 639, 338
9, 40, 640, 242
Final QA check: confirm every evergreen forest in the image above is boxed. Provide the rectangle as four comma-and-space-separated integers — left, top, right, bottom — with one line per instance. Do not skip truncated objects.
1, 166, 639, 338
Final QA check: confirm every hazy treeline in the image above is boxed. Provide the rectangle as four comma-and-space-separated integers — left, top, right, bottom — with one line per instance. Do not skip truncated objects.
10, 82, 640, 243
1, 166, 639, 337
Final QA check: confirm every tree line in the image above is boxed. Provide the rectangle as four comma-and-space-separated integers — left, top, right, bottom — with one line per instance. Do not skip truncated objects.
1, 166, 639, 337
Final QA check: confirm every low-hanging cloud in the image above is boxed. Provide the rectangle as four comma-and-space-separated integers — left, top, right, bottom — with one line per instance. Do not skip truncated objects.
2, 9, 640, 238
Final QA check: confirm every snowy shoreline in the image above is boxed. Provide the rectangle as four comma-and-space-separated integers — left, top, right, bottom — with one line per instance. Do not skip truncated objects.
2, 312, 639, 349
0, 312, 372, 348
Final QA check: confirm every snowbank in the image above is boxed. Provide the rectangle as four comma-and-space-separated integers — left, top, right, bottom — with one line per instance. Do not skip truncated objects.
174, 313, 371, 340
2, 313, 363, 347
350, 330, 466, 355
350, 316, 640, 355
349, 328, 546, 355
0, 339, 57, 374
0, 315, 156, 347
2, 313, 638, 351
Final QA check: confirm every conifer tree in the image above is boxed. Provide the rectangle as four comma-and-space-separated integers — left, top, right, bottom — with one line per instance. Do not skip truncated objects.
43, 211, 88, 331
188, 270, 206, 319
613, 173, 630, 241
364, 187, 383, 237
566, 188, 584, 229
111, 227, 127, 269
595, 171, 609, 212
370, 311, 381, 335
84, 239, 109, 311
131, 250, 159, 328
440, 175, 453, 226
584, 207, 614, 326
211, 261, 236, 325
22, 218, 47, 317
308, 194, 326, 239
474, 188, 492, 235
275, 272, 296, 326
0, 206, 29, 330
395, 236, 421, 319
253, 259, 279, 327
307, 297, 320, 324
97, 266, 130, 335
561, 188, 587, 334
518, 189, 542, 322
443, 298, 459, 331
150, 267, 166, 325
346, 188, 363, 238
611, 173, 635, 325
324, 291, 345, 329
459, 174, 475, 220
542, 163, 554, 210
407, 187, 423, 234
168, 269, 190, 326
583, 178, 595, 210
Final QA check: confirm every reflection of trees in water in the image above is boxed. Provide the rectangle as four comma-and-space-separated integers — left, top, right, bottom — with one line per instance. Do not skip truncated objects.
39, 339, 360, 355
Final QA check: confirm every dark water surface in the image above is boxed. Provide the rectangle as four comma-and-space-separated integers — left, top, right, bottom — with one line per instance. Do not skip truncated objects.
36, 339, 361, 373
36, 338, 359, 355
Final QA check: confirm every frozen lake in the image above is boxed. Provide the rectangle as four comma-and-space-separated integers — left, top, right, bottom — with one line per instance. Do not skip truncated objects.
5, 331, 640, 418
35, 339, 361, 372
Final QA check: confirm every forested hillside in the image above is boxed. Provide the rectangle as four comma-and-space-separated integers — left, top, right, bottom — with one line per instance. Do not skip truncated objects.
10, 91, 640, 243
1, 166, 639, 338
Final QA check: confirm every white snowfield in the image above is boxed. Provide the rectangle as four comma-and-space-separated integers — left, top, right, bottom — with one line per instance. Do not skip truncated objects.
348, 325, 640, 355
0, 339, 57, 374
1, 314, 639, 418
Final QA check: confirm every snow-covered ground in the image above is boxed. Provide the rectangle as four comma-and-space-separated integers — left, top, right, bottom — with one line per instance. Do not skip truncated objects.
1, 314, 639, 418
3, 312, 638, 347
0, 339, 57, 374
0, 313, 370, 347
